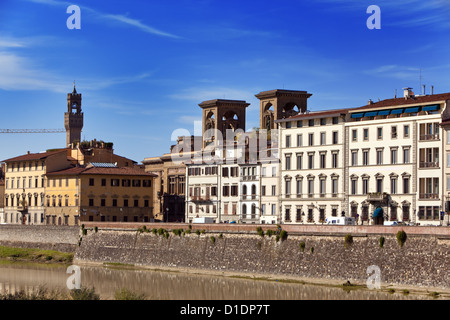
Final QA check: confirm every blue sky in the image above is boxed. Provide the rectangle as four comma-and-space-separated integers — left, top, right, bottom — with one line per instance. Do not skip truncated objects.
1, 0, 450, 164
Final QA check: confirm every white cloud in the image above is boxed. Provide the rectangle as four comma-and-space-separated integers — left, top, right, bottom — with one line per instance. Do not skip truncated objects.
24, 0, 181, 38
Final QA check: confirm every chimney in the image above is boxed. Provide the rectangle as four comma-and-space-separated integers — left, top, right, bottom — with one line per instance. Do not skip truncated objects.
423, 84, 426, 95
368, 99, 373, 105
403, 87, 414, 99
27, 151, 30, 154
395, 89, 397, 98
431, 85, 434, 95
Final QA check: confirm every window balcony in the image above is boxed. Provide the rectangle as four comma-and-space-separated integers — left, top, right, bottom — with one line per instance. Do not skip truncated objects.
419, 162, 439, 168
419, 134, 440, 141
419, 193, 440, 200
367, 192, 388, 202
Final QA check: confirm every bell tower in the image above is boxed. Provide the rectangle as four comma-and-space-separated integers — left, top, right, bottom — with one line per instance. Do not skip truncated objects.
255, 89, 312, 131
64, 83, 83, 147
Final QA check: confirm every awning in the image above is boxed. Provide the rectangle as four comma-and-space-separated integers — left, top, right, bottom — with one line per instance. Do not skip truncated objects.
404, 107, 420, 113
364, 111, 378, 117
373, 207, 383, 218
351, 113, 364, 119
391, 108, 403, 114
377, 110, 391, 116
422, 105, 439, 112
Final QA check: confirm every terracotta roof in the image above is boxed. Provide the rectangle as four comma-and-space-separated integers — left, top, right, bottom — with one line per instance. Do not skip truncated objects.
2, 149, 67, 163
46, 166, 157, 177
46, 166, 87, 176
279, 108, 350, 121
82, 166, 156, 177
353, 92, 450, 112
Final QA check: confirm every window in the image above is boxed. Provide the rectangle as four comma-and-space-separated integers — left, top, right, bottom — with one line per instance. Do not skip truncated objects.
391, 149, 398, 164
319, 179, 326, 196
89, 199, 94, 207
362, 150, 369, 166
296, 154, 302, 170
308, 133, 314, 146
391, 178, 397, 194
285, 180, 291, 196
89, 178, 94, 186
362, 179, 368, 195
376, 178, 383, 193
123, 199, 129, 207
332, 179, 338, 195
271, 185, 276, 196
285, 155, 291, 170
134, 199, 139, 207
262, 185, 266, 196
320, 153, 326, 169
122, 179, 131, 187
363, 128, 369, 141
308, 154, 314, 169
351, 151, 358, 166
351, 179, 357, 195
143, 180, 152, 187
272, 204, 276, 215
296, 179, 302, 195
285, 135, 291, 148
377, 127, 383, 139
332, 117, 338, 124
111, 179, 119, 187
101, 199, 106, 207
332, 131, 338, 144
376, 149, 383, 165
352, 129, 357, 142
308, 179, 314, 196
309, 119, 314, 127
297, 120, 303, 128
297, 134, 302, 147
332, 152, 338, 168
320, 118, 326, 126
403, 148, 410, 164
391, 126, 397, 139
112, 199, 117, 207
403, 177, 410, 194
320, 132, 326, 145
286, 121, 291, 128
404, 125, 410, 138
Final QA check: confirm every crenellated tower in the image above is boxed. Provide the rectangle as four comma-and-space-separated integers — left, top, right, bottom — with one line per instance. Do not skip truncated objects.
64, 83, 84, 147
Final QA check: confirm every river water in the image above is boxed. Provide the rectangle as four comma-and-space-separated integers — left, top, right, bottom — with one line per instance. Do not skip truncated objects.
0, 261, 445, 300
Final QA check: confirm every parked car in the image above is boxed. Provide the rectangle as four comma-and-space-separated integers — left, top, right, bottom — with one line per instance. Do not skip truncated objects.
325, 217, 355, 225
383, 221, 398, 226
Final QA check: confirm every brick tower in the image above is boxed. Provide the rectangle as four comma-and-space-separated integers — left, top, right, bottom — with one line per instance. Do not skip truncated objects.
64, 83, 83, 147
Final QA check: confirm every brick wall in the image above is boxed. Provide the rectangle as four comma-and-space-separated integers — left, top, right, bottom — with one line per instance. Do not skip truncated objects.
75, 225, 450, 290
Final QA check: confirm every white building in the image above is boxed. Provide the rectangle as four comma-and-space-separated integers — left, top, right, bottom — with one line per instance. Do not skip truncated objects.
277, 88, 450, 225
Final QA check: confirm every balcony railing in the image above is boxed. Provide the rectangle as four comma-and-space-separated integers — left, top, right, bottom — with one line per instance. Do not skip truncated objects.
367, 192, 388, 202
419, 134, 440, 141
419, 193, 440, 200
190, 195, 212, 202
419, 161, 439, 168
241, 195, 257, 200
241, 176, 258, 181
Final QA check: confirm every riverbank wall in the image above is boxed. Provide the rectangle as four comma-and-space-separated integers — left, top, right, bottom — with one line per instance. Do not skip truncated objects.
1, 223, 449, 290
0, 225, 79, 253
74, 223, 450, 291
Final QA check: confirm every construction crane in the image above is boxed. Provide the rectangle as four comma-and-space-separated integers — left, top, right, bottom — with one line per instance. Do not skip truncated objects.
0, 129, 65, 133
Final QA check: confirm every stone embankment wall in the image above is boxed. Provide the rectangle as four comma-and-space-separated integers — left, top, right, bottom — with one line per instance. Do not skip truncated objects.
0, 225, 79, 253
75, 223, 450, 290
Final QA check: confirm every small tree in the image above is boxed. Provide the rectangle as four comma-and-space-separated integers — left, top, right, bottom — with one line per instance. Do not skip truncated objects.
396, 230, 407, 247
344, 234, 353, 248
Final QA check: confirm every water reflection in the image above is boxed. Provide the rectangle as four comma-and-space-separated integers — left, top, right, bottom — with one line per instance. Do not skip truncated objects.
0, 262, 442, 300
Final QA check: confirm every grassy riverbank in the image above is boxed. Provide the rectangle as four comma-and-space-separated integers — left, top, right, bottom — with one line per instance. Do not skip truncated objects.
0, 246, 74, 264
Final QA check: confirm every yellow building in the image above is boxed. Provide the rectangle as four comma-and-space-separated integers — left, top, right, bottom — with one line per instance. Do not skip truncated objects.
46, 163, 156, 225
2, 149, 72, 224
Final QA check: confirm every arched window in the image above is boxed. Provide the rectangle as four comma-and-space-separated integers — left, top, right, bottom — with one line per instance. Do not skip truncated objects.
242, 204, 247, 218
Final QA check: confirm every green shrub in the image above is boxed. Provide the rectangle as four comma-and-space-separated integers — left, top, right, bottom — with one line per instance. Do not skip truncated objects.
256, 227, 264, 237
94, 226, 98, 233
114, 288, 146, 300
299, 241, 306, 252
344, 234, 353, 248
379, 236, 385, 248
310, 247, 314, 254
265, 229, 275, 237
70, 287, 100, 300
396, 230, 407, 247
279, 230, 288, 242
195, 230, 201, 236
210, 236, 216, 244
